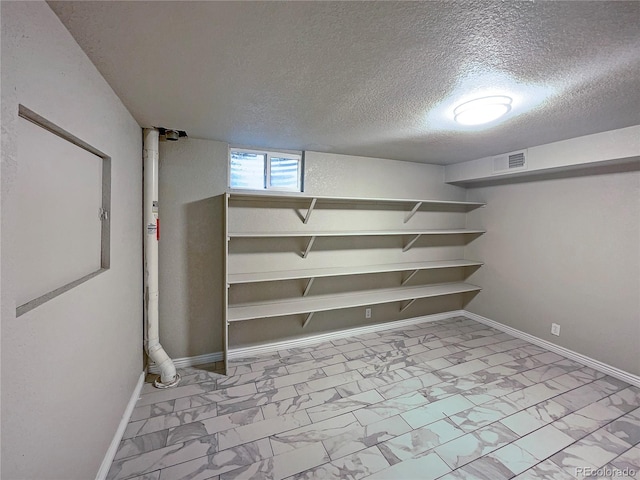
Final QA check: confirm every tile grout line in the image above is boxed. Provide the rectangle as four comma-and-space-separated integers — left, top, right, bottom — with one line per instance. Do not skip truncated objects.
110, 317, 639, 480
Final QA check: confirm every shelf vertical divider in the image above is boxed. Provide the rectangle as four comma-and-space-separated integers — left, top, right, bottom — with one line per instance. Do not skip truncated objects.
223, 193, 229, 375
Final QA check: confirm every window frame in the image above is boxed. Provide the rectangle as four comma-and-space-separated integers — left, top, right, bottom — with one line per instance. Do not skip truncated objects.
228, 147, 304, 193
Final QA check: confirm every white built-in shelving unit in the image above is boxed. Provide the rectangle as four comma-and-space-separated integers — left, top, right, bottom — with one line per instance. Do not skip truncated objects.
223, 191, 486, 371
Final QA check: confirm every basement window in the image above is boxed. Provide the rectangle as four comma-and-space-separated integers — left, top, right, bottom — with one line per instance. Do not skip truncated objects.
229, 148, 303, 192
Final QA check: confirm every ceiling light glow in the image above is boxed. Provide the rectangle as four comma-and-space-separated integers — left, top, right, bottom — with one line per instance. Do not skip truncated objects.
454, 95, 513, 125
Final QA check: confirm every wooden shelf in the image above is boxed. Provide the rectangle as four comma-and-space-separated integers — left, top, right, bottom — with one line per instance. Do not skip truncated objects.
228, 282, 481, 323
228, 259, 483, 284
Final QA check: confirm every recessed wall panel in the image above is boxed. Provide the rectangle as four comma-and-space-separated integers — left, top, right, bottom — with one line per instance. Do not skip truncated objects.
15, 109, 107, 313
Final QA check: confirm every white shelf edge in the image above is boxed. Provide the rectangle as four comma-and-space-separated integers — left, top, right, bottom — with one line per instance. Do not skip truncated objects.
229, 229, 486, 238
227, 191, 485, 208
228, 259, 484, 284
228, 282, 481, 322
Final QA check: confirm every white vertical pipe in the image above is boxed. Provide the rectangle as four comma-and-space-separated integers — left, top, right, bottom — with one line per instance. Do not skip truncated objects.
143, 128, 179, 387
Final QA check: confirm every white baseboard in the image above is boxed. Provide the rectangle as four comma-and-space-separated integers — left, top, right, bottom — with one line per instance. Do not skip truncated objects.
149, 309, 639, 389
148, 351, 224, 374
150, 311, 466, 372
96, 371, 145, 480
227, 310, 467, 360
463, 310, 640, 388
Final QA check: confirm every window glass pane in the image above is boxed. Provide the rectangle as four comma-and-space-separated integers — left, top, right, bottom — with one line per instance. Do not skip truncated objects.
230, 151, 265, 189
270, 157, 300, 189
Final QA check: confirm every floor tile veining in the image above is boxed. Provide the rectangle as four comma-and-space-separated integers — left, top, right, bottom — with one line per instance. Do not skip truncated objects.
108, 316, 640, 480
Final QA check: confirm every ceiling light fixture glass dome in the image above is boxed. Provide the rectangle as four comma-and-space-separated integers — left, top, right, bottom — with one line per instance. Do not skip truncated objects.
454, 95, 513, 125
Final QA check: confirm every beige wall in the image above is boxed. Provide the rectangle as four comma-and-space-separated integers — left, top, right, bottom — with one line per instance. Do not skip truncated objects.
445, 126, 640, 184
465, 164, 640, 375
158, 140, 469, 357
1, 3, 143, 479
304, 151, 466, 200
158, 138, 229, 359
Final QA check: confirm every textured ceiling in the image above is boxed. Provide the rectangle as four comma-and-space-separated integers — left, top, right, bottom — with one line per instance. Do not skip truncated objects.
48, 1, 640, 165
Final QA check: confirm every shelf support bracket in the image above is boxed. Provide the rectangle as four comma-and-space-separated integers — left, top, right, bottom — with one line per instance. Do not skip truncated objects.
400, 298, 416, 313
401, 269, 419, 286
303, 277, 315, 297
402, 234, 421, 252
404, 202, 422, 223
302, 236, 316, 258
303, 198, 317, 224
302, 312, 315, 328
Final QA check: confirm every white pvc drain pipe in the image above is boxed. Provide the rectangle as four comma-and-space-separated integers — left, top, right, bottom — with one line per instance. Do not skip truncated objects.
143, 128, 179, 388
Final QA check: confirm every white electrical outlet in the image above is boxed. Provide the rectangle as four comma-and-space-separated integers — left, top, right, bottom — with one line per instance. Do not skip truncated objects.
551, 323, 561, 336
365, 308, 372, 319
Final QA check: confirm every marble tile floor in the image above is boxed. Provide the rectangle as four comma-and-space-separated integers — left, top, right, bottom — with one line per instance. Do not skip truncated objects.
108, 316, 640, 480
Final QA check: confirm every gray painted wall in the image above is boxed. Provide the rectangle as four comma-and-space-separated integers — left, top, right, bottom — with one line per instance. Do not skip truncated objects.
158, 139, 468, 358
158, 138, 229, 360
465, 164, 640, 375
3, 8, 635, 480
15, 116, 103, 308
1, 2, 143, 478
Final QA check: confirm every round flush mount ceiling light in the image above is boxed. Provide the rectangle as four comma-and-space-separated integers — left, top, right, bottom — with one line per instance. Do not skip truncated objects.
453, 95, 513, 125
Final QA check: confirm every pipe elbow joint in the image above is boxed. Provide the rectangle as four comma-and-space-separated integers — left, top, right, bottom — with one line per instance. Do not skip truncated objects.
146, 342, 179, 387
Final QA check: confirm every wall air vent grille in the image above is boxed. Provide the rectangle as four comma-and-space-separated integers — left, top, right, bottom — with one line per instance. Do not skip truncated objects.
492, 149, 528, 175
508, 152, 526, 169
